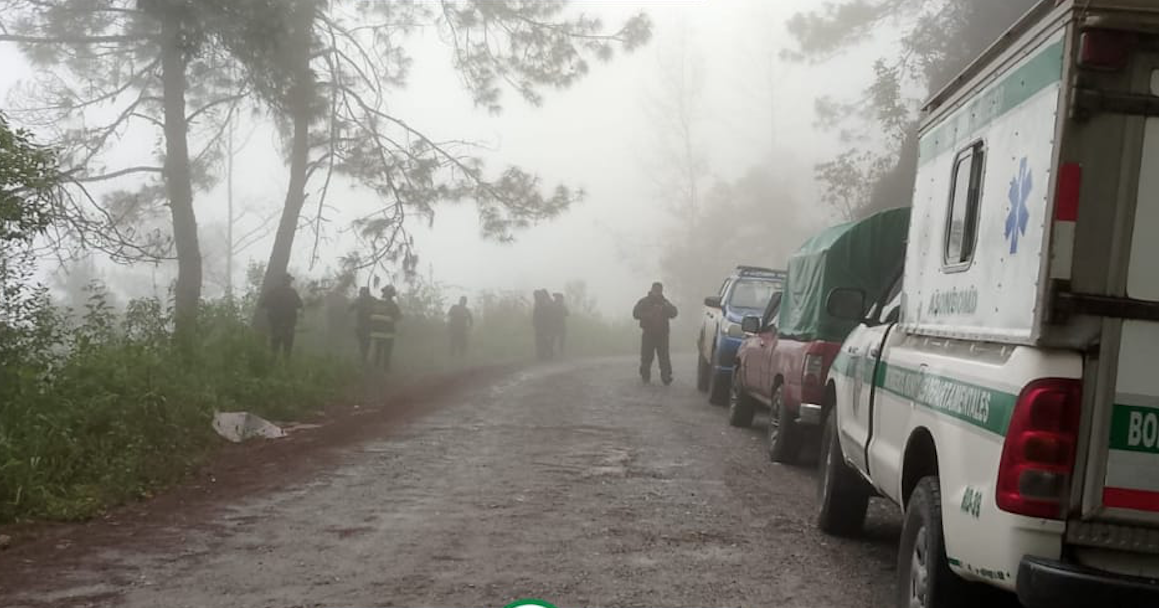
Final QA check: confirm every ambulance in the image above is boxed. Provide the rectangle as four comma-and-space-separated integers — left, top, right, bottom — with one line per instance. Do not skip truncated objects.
819, 1, 1159, 606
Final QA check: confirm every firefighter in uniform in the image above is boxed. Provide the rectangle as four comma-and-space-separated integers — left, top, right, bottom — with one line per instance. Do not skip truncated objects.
370, 285, 402, 372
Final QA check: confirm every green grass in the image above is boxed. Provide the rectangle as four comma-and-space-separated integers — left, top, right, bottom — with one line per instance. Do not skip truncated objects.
0, 295, 355, 523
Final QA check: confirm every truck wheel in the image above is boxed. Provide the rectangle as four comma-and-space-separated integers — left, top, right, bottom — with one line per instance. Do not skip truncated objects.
727, 368, 756, 428
707, 351, 730, 406
897, 477, 976, 608
767, 383, 801, 463
816, 409, 870, 536
696, 355, 711, 393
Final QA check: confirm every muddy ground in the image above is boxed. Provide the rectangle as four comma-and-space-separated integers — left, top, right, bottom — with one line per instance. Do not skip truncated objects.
1, 356, 907, 608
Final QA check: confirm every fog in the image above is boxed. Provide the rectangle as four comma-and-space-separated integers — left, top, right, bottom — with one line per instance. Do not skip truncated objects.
396, 1, 857, 314
3, 0, 1061, 583
0, 0, 882, 316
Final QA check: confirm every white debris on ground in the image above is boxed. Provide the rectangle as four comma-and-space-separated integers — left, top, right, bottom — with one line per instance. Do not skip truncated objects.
212, 412, 288, 443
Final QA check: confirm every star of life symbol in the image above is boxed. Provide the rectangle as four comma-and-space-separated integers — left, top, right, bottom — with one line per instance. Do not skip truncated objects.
1005, 157, 1033, 255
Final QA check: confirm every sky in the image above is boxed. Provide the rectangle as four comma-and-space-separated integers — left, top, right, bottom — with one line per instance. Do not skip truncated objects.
388, 0, 872, 313
1, 0, 882, 316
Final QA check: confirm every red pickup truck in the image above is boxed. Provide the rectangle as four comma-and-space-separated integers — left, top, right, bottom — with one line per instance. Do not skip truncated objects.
729, 207, 910, 464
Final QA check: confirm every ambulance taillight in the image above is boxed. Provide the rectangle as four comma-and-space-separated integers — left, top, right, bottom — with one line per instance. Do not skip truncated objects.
1078, 29, 1135, 71
996, 379, 1083, 520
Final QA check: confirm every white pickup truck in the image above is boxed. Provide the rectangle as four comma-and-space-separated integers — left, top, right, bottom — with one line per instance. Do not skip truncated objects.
819, 1, 1159, 607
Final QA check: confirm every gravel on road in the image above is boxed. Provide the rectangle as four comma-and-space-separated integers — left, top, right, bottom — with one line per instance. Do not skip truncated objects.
2, 356, 904, 608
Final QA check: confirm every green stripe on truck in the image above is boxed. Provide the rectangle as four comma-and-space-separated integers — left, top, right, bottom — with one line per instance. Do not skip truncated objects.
918, 40, 1064, 165
874, 363, 1018, 437
1109, 404, 1159, 454
831, 355, 1018, 436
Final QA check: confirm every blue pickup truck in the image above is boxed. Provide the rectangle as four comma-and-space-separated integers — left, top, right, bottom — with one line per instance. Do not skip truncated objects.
696, 266, 786, 405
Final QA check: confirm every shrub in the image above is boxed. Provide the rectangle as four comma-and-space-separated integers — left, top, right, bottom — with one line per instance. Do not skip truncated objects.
0, 285, 354, 523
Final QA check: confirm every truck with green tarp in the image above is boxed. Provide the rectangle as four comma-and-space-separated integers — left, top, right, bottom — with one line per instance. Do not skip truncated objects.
729, 207, 910, 464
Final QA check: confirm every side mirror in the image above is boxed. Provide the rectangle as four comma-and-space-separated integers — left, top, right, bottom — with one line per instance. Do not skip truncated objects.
704, 295, 723, 309
827, 287, 867, 321
741, 315, 762, 334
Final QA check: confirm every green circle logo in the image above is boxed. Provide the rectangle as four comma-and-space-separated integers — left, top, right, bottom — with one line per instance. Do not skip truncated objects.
503, 600, 557, 608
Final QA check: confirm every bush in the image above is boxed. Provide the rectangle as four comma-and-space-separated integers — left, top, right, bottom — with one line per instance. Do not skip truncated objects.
0, 284, 354, 523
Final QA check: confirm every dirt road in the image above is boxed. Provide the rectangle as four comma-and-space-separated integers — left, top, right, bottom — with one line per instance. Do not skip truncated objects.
2, 356, 904, 608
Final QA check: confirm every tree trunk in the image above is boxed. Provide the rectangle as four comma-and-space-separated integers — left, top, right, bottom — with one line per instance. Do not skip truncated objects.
159, 11, 202, 339
254, 2, 314, 325
254, 86, 310, 324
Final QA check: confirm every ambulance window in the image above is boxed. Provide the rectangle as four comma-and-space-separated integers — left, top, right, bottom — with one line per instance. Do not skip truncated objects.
944, 142, 985, 269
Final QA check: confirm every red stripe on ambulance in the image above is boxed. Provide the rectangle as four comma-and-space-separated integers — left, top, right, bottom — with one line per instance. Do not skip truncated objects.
1103, 487, 1159, 512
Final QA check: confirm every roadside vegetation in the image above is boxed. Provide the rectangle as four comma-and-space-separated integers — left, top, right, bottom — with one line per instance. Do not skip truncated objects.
2, 258, 633, 525
1, 272, 634, 524
0, 288, 353, 523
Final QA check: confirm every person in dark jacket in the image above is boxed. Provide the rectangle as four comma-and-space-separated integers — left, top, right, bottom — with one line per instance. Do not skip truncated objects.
532, 289, 553, 361
370, 285, 403, 372
632, 281, 678, 384
447, 296, 474, 358
349, 286, 376, 365
260, 273, 304, 359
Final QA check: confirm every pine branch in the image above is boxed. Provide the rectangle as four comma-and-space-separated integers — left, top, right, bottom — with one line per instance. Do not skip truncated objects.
69, 166, 165, 184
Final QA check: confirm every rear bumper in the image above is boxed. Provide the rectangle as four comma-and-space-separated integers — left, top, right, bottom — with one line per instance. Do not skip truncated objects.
1018, 556, 1159, 608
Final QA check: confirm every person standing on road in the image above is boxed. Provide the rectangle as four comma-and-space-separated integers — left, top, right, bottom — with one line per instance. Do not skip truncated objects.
370, 285, 403, 372
447, 296, 474, 358
551, 292, 569, 356
532, 289, 553, 361
633, 281, 678, 385
350, 286, 376, 365
260, 273, 304, 360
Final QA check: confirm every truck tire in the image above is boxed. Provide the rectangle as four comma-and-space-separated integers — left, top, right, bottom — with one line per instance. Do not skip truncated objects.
897, 477, 978, 608
767, 383, 801, 463
816, 410, 870, 536
727, 368, 756, 428
707, 350, 730, 406
696, 354, 710, 393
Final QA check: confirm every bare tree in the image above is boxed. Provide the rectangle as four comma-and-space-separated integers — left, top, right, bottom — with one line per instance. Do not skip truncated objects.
643, 20, 708, 223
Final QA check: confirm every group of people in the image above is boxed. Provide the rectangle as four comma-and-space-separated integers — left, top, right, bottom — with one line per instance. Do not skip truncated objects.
260, 272, 475, 369
259, 274, 404, 371
261, 274, 679, 387
532, 290, 569, 361
351, 285, 403, 371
